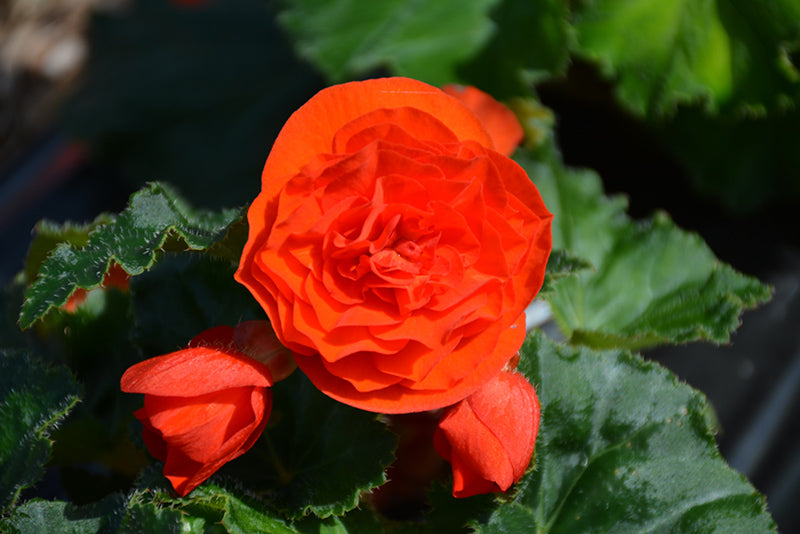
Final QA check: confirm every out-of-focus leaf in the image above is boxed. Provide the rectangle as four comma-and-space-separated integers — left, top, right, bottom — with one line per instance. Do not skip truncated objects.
19, 182, 242, 329
460, 0, 573, 97
661, 105, 800, 213
277, 0, 499, 85
421, 482, 497, 533
215, 371, 397, 519
62, 0, 323, 209
130, 254, 264, 356
0, 352, 81, 513
0, 281, 32, 351
572, 0, 800, 116
519, 153, 771, 349
473, 333, 777, 532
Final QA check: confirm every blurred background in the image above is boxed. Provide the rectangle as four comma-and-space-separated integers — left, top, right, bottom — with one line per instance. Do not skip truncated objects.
1, 0, 798, 529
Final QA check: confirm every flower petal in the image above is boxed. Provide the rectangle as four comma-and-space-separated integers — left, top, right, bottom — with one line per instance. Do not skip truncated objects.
442, 84, 523, 156
120, 345, 273, 396
261, 77, 492, 195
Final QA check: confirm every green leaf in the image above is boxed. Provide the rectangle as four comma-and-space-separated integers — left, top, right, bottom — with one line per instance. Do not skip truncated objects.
62, 0, 323, 209
0, 492, 217, 534
474, 333, 776, 532
204, 485, 383, 534
572, 0, 800, 116
0, 351, 81, 513
21, 217, 112, 286
519, 153, 771, 349
118, 499, 186, 534
277, 0, 499, 85
212, 487, 298, 534
460, 0, 573, 97
539, 250, 592, 298
661, 105, 800, 213
422, 482, 498, 533
173, 483, 382, 534
215, 371, 397, 519
19, 182, 242, 329
130, 254, 265, 356
0, 495, 126, 534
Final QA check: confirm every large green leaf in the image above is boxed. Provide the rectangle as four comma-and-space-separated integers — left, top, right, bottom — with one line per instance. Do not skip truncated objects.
214, 371, 397, 519
661, 105, 800, 213
460, 0, 573, 97
572, 0, 800, 116
19, 182, 242, 329
130, 254, 265, 356
277, 0, 499, 85
62, 0, 323, 209
0, 352, 81, 513
21, 217, 111, 287
473, 333, 776, 532
518, 153, 771, 349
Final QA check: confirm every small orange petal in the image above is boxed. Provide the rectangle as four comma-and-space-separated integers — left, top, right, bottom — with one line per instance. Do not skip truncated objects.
120, 345, 272, 396
442, 85, 523, 156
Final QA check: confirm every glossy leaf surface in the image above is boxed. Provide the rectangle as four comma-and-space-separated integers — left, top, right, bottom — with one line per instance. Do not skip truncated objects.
473, 333, 776, 533
519, 153, 771, 349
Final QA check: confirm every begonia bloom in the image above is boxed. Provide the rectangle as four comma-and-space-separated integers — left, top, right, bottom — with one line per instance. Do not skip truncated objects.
236, 77, 552, 413
121, 325, 274, 495
434, 370, 540, 498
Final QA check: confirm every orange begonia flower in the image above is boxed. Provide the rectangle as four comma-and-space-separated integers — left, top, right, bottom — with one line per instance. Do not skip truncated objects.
236, 77, 552, 414
434, 370, 540, 498
441, 84, 524, 157
121, 325, 275, 496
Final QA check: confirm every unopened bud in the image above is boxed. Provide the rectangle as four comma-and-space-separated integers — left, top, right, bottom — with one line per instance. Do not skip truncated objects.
234, 320, 297, 382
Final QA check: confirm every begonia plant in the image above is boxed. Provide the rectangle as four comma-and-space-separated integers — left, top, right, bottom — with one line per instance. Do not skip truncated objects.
1, 1, 789, 532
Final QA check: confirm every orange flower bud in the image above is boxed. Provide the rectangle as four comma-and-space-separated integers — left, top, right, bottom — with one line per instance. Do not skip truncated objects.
232, 320, 297, 383
433, 370, 540, 498
121, 325, 273, 496
441, 84, 524, 157
236, 77, 552, 414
